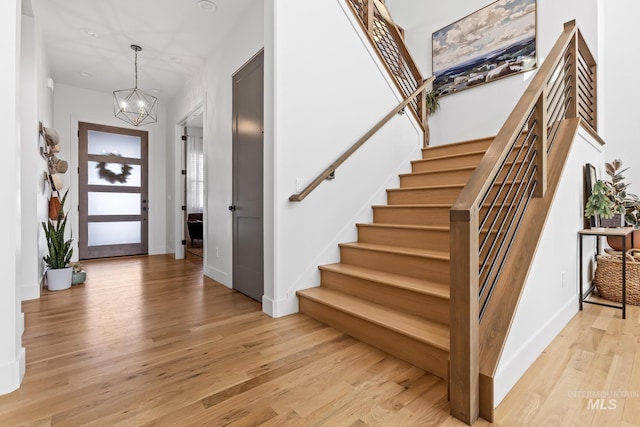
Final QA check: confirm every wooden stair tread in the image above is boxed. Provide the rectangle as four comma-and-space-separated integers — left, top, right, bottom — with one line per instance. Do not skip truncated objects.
387, 184, 465, 192
297, 287, 450, 351
357, 222, 496, 236
413, 149, 486, 162
422, 136, 494, 151
387, 180, 518, 193
319, 263, 450, 299
356, 223, 449, 232
339, 242, 449, 261
372, 203, 453, 209
399, 166, 476, 178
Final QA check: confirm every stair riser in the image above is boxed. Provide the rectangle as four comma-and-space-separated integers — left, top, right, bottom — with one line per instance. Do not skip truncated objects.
373, 206, 451, 227
400, 169, 474, 188
357, 225, 450, 251
400, 164, 522, 188
412, 152, 484, 173
320, 269, 449, 325
421, 138, 493, 159
387, 187, 462, 205
299, 297, 448, 379
340, 246, 449, 283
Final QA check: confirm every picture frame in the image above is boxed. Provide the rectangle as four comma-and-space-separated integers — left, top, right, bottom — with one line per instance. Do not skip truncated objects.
585, 163, 599, 228
432, 0, 537, 97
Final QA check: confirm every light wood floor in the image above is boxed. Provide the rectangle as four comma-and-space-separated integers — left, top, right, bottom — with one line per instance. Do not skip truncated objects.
0, 255, 638, 426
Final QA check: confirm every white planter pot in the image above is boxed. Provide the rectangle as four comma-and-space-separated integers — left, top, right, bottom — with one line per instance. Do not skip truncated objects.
46, 267, 72, 291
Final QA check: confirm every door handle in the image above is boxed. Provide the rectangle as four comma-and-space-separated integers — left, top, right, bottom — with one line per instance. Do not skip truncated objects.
228, 205, 236, 211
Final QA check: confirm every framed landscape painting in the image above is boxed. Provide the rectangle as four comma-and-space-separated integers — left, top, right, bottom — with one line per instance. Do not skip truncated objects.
432, 0, 537, 97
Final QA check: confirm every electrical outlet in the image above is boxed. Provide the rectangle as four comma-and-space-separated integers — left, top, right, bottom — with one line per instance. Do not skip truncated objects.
216, 247, 219, 258
562, 271, 566, 288
296, 178, 303, 192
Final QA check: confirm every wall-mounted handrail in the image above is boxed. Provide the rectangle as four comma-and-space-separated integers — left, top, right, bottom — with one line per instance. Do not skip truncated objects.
448, 20, 598, 424
288, 0, 433, 203
289, 77, 433, 202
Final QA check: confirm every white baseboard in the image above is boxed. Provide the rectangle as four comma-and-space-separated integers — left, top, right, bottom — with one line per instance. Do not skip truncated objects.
21, 283, 40, 301
204, 265, 231, 288
0, 347, 25, 396
262, 293, 299, 318
494, 297, 578, 406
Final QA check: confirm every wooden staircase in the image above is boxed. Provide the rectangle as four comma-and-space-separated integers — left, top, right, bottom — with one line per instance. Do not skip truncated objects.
297, 136, 494, 380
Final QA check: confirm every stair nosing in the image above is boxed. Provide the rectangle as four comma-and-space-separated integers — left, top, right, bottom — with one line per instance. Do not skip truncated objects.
372, 203, 454, 209
298, 287, 449, 351
411, 149, 486, 163
421, 136, 494, 151
356, 223, 449, 232
387, 184, 464, 192
319, 263, 449, 300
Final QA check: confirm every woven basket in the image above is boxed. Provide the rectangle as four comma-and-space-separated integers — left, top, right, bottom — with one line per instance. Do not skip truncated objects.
594, 249, 640, 305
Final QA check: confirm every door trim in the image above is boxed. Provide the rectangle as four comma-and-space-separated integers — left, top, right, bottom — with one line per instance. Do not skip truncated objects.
78, 122, 149, 259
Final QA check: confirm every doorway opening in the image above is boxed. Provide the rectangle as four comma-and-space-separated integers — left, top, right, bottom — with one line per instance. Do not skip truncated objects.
184, 113, 204, 260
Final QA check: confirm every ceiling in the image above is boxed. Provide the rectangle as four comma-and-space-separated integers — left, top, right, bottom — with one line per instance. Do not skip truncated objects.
30, 0, 258, 102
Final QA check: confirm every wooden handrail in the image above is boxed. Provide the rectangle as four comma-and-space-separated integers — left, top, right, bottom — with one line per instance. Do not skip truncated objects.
289, 77, 433, 202
448, 20, 599, 424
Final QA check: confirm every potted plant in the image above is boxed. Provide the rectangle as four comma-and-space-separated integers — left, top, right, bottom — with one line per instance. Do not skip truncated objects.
584, 179, 626, 227
42, 190, 73, 291
71, 262, 86, 285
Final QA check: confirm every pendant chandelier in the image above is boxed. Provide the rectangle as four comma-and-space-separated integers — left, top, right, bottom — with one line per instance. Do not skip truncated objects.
113, 44, 158, 127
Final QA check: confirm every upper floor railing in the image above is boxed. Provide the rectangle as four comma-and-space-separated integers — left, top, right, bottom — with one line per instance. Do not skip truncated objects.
290, 0, 431, 202
448, 21, 597, 424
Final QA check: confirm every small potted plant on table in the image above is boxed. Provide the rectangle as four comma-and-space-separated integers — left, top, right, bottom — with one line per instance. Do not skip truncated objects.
585, 159, 640, 249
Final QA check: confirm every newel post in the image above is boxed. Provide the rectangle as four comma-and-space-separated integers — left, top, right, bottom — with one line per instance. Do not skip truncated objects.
421, 88, 429, 148
449, 209, 480, 425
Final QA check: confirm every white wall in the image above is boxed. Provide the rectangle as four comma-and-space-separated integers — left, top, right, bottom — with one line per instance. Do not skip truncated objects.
494, 128, 604, 406
266, 0, 423, 316
20, 12, 52, 301
388, 0, 599, 145
599, 0, 640, 193
53, 84, 168, 258
166, 0, 263, 282
0, 0, 26, 395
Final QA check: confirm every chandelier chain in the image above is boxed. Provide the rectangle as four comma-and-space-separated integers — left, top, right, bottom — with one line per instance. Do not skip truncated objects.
134, 49, 138, 89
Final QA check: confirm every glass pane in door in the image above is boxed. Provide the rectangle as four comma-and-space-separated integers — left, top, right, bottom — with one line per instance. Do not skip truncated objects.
88, 161, 142, 187
88, 130, 141, 158
88, 222, 142, 246
88, 192, 141, 216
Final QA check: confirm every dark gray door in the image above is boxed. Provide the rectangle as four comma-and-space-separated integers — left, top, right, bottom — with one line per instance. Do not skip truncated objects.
78, 122, 148, 259
231, 51, 264, 302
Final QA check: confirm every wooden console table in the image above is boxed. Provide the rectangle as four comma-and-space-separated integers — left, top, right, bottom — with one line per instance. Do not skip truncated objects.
578, 227, 634, 319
